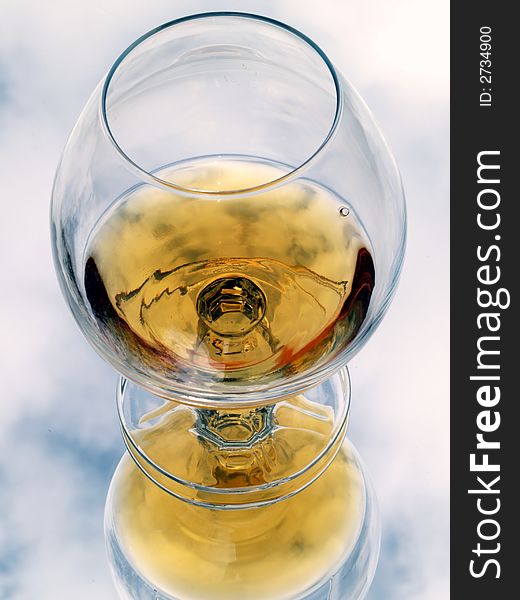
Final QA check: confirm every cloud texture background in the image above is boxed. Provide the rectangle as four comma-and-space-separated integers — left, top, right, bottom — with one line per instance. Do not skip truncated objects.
0, 1, 449, 598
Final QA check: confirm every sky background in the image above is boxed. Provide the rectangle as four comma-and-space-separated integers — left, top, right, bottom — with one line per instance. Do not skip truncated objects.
0, 1, 449, 598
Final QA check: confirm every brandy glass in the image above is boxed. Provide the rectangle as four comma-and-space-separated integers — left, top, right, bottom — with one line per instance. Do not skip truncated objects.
51, 12, 406, 407
50, 12, 406, 600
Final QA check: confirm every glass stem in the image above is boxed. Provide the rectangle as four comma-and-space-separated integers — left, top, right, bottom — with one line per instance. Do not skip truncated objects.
194, 405, 275, 449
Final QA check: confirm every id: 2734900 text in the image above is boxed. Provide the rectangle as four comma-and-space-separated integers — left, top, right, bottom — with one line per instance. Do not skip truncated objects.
480, 26, 492, 107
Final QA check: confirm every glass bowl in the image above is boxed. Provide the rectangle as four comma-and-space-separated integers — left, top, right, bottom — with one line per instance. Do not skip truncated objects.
51, 12, 406, 407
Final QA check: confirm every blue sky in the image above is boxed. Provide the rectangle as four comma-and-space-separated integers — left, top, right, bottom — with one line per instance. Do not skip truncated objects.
0, 1, 449, 598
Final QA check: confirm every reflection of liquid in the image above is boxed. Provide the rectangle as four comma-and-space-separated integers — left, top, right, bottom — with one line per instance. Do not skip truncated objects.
85, 158, 374, 385
111, 396, 364, 600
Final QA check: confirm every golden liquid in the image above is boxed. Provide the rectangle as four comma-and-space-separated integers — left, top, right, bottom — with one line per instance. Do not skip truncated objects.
111, 396, 364, 600
85, 159, 374, 386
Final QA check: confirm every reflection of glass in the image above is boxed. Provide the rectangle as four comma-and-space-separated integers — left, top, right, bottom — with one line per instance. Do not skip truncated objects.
106, 373, 380, 600
51, 12, 405, 600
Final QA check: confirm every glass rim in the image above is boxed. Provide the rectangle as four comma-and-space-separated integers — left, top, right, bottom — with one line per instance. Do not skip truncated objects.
100, 11, 342, 197
116, 368, 351, 506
